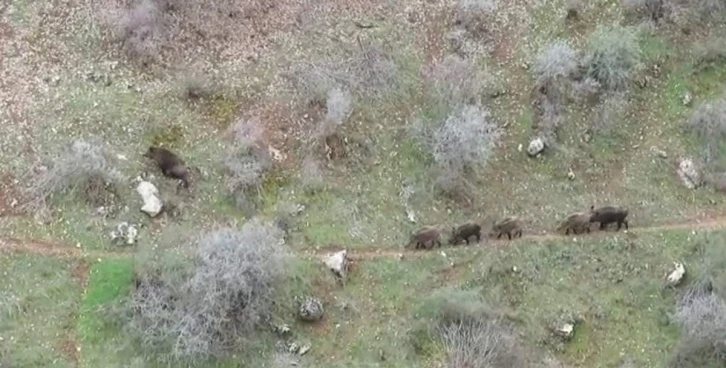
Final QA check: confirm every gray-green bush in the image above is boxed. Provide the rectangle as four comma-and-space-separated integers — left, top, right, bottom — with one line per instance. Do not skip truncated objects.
20, 138, 122, 211
582, 25, 641, 92
685, 97, 726, 165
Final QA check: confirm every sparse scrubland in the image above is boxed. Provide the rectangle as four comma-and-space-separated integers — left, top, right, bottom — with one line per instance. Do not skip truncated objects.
3, 0, 726, 366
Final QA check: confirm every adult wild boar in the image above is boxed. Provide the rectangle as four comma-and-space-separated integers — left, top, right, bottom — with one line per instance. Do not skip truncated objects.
449, 222, 482, 245
489, 217, 523, 240
589, 205, 629, 231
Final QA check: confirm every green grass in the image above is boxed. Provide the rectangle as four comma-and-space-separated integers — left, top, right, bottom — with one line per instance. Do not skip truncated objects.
0, 254, 81, 368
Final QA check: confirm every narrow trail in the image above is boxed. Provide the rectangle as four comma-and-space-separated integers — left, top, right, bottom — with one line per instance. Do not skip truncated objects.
2, 215, 726, 263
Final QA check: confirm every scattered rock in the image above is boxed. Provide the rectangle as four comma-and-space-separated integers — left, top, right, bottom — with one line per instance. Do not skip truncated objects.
324, 249, 350, 280
682, 91, 693, 107
268, 146, 286, 162
527, 137, 546, 157
297, 296, 324, 322
554, 323, 574, 340
405, 209, 417, 223
650, 146, 667, 159
110, 222, 138, 245
136, 181, 163, 217
666, 261, 686, 287
297, 344, 311, 356
287, 341, 300, 354
518, 143, 523, 152
677, 158, 702, 189
271, 322, 291, 336
567, 168, 575, 181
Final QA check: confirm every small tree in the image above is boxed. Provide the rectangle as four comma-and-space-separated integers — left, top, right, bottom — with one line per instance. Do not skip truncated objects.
582, 25, 641, 92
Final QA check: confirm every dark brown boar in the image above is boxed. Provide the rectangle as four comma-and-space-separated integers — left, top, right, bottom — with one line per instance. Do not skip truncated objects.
557, 212, 591, 235
449, 222, 482, 245
143, 146, 190, 190
407, 226, 442, 250
589, 205, 629, 231
489, 217, 523, 240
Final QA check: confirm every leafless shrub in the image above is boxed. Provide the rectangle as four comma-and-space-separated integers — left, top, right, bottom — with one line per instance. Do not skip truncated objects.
590, 92, 629, 133
20, 138, 123, 211
431, 105, 500, 170
685, 97, 726, 164
534, 40, 579, 84
122, 221, 288, 363
223, 118, 271, 214
423, 54, 491, 106
105, 0, 275, 62
107, 0, 166, 61
570, 77, 601, 104
315, 87, 353, 140
299, 156, 326, 192
439, 319, 522, 368
565, 0, 586, 20
671, 287, 726, 366
583, 25, 641, 92
418, 288, 524, 368
531, 93, 565, 145
415, 104, 500, 197
693, 37, 726, 70
673, 0, 726, 24
285, 39, 400, 103
533, 40, 579, 105
456, 0, 498, 37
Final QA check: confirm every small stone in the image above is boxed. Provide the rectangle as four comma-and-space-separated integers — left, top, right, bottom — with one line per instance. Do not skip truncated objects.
136, 181, 163, 217
666, 261, 686, 286
682, 92, 693, 107
567, 168, 575, 181
297, 296, 324, 322
324, 250, 349, 280
298, 344, 311, 356
527, 137, 545, 157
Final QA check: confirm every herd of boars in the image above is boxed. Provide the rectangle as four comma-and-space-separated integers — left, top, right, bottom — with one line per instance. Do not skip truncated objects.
407, 205, 629, 250
139, 146, 631, 251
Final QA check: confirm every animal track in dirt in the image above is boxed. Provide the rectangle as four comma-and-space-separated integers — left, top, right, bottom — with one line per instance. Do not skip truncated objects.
2, 215, 726, 262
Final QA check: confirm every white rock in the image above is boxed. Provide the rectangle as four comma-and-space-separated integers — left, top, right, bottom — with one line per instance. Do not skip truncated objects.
406, 209, 417, 223
556, 323, 574, 339
298, 296, 324, 322
268, 146, 286, 162
666, 261, 686, 286
136, 181, 163, 217
324, 250, 349, 279
567, 168, 575, 180
677, 159, 702, 189
527, 137, 545, 157
110, 222, 138, 245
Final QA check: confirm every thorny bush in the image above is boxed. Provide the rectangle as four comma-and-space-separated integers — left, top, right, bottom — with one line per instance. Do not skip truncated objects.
121, 221, 289, 363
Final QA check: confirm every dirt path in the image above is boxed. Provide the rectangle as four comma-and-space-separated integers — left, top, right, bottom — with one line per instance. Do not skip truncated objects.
305, 215, 726, 261
2, 215, 726, 262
